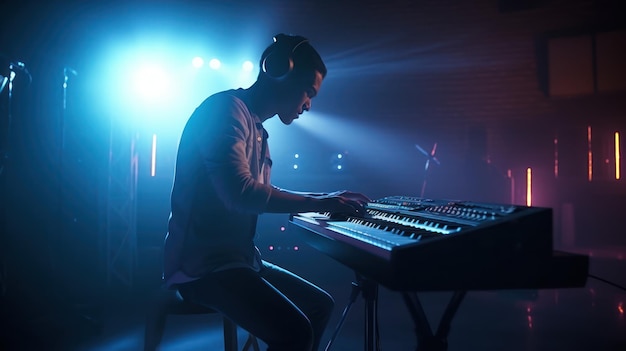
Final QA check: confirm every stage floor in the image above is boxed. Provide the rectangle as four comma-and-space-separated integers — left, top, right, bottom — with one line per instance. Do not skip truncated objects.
2, 245, 625, 351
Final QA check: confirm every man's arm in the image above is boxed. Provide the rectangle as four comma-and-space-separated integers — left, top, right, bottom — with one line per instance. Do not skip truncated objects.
271, 185, 328, 198
264, 186, 370, 214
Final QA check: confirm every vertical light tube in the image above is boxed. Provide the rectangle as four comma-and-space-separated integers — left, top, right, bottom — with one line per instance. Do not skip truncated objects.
587, 126, 593, 181
151, 134, 157, 177
616, 132, 621, 180
507, 169, 515, 204
526, 167, 532, 207
554, 137, 559, 178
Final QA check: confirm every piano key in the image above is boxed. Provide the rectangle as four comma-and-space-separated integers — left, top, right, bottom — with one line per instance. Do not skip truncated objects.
327, 221, 418, 250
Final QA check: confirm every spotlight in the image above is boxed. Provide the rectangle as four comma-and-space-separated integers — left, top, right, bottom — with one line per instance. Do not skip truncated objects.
209, 58, 221, 70
331, 152, 346, 171
191, 57, 204, 68
242, 60, 254, 72
293, 154, 300, 170
132, 64, 169, 101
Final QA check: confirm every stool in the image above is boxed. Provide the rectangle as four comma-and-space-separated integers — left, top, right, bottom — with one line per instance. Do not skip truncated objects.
144, 287, 260, 351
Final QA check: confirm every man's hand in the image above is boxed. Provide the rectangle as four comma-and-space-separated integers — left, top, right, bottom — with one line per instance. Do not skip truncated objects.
322, 190, 370, 203
317, 190, 371, 216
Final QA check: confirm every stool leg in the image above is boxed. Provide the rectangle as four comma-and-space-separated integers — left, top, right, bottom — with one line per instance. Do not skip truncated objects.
144, 308, 168, 351
223, 317, 238, 351
242, 333, 261, 351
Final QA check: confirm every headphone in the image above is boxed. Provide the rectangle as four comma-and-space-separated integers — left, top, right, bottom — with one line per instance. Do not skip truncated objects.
261, 34, 309, 79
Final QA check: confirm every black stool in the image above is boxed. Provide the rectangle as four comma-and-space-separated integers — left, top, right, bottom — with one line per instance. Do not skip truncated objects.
144, 288, 260, 351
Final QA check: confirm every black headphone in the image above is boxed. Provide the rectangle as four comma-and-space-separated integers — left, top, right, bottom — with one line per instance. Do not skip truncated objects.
261, 34, 309, 79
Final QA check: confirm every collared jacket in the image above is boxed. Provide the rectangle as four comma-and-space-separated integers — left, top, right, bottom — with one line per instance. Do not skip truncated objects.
164, 89, 272, 287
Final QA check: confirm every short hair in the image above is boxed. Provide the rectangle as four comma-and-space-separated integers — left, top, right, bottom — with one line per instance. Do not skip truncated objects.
258, 34, 327, 82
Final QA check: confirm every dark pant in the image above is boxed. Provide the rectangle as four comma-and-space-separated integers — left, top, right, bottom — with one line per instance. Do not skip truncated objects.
176, 261, 334, 351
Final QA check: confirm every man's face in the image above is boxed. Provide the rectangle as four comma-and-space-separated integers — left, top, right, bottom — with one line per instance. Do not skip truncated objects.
277, 70, 323, 125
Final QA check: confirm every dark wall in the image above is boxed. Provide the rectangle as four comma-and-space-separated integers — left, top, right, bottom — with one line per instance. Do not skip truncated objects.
0, 0, 625, 303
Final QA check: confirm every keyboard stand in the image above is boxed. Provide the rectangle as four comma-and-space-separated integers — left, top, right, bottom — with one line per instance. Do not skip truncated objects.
402, 291, 467, 351
324, 273, 380, 351
324, 272, 466, 351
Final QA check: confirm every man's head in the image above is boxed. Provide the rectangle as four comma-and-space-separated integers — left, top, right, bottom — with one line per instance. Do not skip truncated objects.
257, 34, 327, 125
260, 34, 327, 81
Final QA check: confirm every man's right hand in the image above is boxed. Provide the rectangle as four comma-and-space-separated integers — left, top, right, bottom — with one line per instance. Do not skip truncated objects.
318, 191, 371, 217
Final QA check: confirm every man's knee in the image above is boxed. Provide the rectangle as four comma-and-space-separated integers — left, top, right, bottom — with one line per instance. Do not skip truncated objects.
315, 289, 335, 321
322, 290, 335, 313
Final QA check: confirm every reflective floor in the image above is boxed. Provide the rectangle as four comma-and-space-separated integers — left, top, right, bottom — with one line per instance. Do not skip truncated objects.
3, 245, 625, 351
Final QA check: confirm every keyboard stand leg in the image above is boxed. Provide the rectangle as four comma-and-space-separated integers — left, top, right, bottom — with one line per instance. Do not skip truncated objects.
324, 273, 379, 351
362, 276, 379, 351
402, 290, 467, 351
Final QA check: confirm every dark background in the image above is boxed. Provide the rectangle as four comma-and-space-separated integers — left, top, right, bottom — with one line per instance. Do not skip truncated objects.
1, 0, 625, 349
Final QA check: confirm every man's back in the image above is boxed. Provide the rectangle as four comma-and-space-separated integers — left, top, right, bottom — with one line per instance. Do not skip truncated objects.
164, 90, 271, 287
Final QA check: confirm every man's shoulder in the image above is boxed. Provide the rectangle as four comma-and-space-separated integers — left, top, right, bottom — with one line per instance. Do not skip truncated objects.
200, 89, 246, 110
190, 89, 253, 128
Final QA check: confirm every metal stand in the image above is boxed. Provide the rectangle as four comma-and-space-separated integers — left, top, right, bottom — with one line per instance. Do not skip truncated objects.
325, 272, 467, 351
0, 62, 22, 298
402, 291, 467, 351
54, 67, 77, 276
325, 273, 380, 351
0, 63, 18, 177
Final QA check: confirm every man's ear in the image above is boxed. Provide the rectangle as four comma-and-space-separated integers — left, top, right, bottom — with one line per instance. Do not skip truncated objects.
261, 34, 309, 80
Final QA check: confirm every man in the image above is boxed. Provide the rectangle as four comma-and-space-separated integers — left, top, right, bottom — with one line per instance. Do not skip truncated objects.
163, 34, 370, 351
